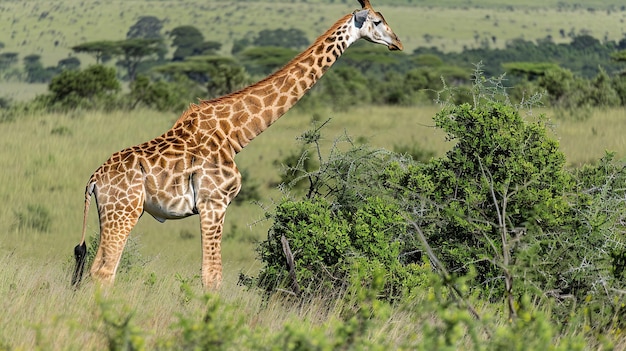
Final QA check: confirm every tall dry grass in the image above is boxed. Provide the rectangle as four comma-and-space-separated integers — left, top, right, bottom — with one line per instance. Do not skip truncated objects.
547, 108, 626, 167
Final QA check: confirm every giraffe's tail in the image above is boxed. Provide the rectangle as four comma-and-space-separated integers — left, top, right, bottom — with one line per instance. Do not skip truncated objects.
71, 181, 95, 288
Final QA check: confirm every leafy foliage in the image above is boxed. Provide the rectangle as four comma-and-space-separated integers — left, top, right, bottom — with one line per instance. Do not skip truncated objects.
155, 56, 248, 98
246, 125, 427, 300
238, 46, 298, 76
169, 25, 222, 62
48, 65, 120, 110
9, 18, 626, 115
245, 68, 626, 342
253, 28, 309, 49
312, 66, 372, 111
128, 74, 197, 112
390, 101, 571, 300
115, 38, 164, 81
416, 34, 623, 79
72, 40, 121, 64
256, 195, 428, 300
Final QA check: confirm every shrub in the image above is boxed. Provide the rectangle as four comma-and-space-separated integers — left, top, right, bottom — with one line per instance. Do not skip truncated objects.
95, 292, 145, 350
271, 145, 318, 192
313, 66, 372, 111
250, 68, 626, 340
611, 74, 626, 106
166, 294, 243, 350
390, 70, 625, 330
389, 101, 571, 300
256, 195, 427, 300
552, 153, 626, 327
248, 125, 425, 301
48, 65, 120, 111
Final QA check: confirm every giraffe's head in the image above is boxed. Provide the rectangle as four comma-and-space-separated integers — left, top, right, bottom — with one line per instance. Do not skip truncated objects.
353, 0, 403, 51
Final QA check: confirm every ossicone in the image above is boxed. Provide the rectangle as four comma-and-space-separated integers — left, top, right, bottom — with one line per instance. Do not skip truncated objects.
358, 0, 373, 10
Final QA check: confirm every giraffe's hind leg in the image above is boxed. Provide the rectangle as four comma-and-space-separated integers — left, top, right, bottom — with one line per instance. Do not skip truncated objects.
90, 224, 136, 285
90, 187, 143, 285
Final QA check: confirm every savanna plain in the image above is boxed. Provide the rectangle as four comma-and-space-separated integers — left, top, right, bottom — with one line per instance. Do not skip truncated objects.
2, 105, 626, 349
2, 0, 626, 350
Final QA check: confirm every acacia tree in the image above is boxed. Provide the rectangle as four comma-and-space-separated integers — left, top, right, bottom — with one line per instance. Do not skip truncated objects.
72, 41, 121, 64
502, 62, 561, 81
155, 56, 247, 98
115, 38, 163, 81
253, 28, 309, 49
23, 54, 55, 83
72, 38, 162, 80
126, 16, 167, 61
169, 26, 221, 62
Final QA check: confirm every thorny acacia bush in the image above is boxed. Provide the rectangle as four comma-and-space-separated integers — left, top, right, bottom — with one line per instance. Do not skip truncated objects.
248, 125, 428, 301
388, 101, 572, 298
247, 71, 626, 334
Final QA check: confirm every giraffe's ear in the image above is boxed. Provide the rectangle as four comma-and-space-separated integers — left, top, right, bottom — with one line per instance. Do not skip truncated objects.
353, 9, 368, 29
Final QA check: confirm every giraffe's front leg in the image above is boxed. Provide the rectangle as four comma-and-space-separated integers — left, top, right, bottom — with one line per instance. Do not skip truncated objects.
195, 166, 242, 290
197, 200, 229, 289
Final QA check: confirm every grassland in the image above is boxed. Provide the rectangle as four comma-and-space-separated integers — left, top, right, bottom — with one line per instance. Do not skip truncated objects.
1, 105, 626, 349
0, 0, 625, 68
1, 106, 625, 277
2, 0, 626, 348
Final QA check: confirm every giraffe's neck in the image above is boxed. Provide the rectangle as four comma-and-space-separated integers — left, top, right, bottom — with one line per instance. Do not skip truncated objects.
180, 13, 359, 153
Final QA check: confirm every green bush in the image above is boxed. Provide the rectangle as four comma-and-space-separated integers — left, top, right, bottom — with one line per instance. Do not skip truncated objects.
248, 125, 426, 300
556, 153, 626, 327
389, 101, 571, 299
312, 66, 372, 111
95, 292, 146, 350
165, 294, 243, 350
255, 195, 427, 300
48, 65, 121, 111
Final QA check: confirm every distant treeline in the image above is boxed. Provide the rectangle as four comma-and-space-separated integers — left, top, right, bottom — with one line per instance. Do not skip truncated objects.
413, 34, 626, 79
1, 15, 625, 116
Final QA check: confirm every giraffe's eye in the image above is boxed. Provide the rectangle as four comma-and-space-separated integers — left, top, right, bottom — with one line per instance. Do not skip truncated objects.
373, 20, 382, 26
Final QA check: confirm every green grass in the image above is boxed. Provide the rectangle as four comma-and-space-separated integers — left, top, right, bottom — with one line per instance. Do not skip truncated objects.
0, 0, 625, 69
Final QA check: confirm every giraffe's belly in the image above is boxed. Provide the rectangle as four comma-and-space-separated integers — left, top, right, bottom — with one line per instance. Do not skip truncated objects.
143, 194, 197, 222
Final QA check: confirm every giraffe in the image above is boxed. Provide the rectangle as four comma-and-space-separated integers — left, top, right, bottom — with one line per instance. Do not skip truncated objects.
71, 0, 402, 289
